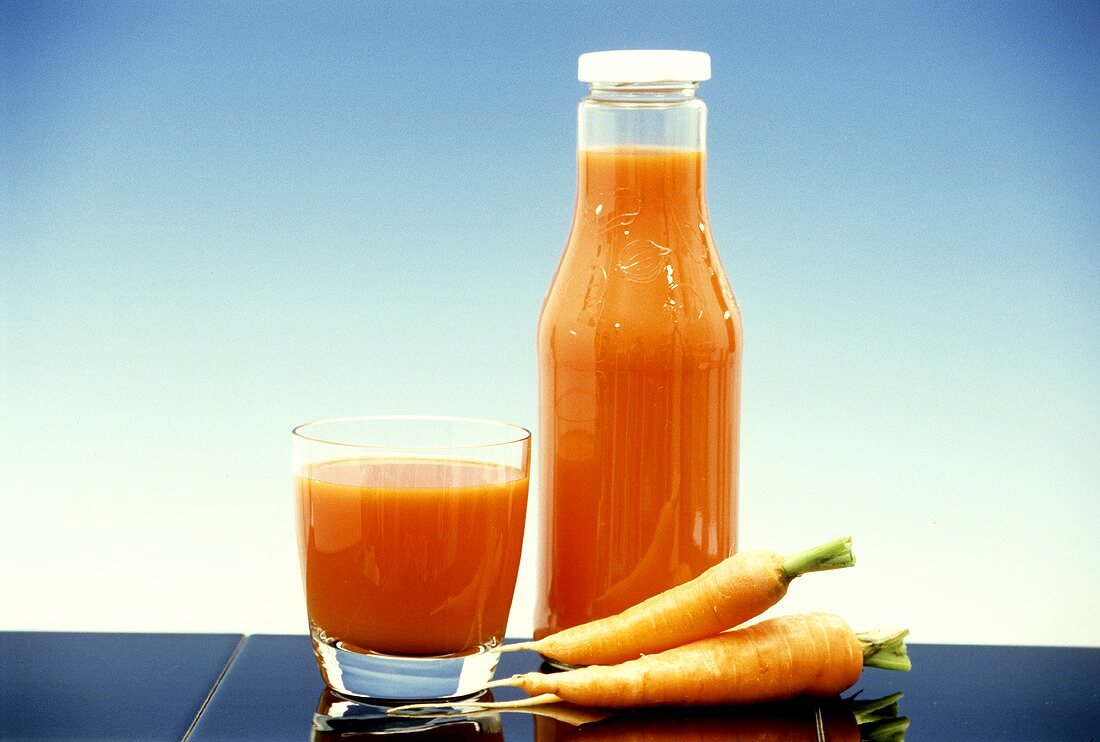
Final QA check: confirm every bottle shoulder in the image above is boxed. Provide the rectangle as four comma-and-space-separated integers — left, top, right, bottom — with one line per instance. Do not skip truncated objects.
539, 236, 742, 360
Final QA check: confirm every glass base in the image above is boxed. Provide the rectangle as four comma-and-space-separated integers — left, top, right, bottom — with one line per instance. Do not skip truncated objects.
312, 688, 503, 734
311, 630, 500, 702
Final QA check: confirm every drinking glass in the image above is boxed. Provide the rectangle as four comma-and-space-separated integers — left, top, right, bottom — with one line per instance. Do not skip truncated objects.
293, 416, 530, 701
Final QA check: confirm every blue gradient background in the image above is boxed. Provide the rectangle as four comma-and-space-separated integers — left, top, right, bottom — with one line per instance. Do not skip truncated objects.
2, 2, 1098, 644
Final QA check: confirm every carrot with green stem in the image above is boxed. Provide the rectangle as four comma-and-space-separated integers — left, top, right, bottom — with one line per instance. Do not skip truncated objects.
501, 536, 855, 666
393, 613, 908, 713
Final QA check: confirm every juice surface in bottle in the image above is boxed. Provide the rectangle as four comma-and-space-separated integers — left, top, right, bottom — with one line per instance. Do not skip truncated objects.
535, 51, 743, 638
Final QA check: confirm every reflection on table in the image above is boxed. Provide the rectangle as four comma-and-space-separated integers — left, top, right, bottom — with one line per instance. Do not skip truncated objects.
312, 688, 504, 740
310, 688, 907, 741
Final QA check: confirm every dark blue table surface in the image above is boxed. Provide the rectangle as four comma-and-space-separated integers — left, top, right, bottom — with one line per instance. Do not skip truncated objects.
0, 632, 242, 741
2, 633, 1098, 741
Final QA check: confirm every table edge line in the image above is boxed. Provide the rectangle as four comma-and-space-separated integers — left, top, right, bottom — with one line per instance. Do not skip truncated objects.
182, 633, 249, 742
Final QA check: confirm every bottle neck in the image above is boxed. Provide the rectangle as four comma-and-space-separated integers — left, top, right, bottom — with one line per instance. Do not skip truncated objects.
578, 82, 706, 152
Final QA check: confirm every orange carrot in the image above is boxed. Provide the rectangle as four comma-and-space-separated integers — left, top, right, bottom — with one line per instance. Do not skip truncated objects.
477, 614, 908, 709
503, 536, 854, 666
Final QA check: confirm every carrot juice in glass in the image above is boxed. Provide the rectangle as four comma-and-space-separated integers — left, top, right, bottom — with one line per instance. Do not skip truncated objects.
535, 51, 743, 641
293, 416, 530, 701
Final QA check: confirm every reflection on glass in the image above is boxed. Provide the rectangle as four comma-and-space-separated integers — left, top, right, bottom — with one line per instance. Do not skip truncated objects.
531, 694, 908, 741
312, 689, 504, 740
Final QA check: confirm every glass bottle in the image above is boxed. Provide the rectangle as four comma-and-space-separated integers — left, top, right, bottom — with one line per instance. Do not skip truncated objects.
535, 51, 743, 639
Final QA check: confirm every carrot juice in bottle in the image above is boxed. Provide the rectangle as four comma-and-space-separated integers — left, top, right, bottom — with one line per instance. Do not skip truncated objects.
535, 50, 743, 639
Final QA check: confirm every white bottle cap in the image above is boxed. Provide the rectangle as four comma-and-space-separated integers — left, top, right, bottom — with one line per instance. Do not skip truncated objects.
578, 50, 711, 83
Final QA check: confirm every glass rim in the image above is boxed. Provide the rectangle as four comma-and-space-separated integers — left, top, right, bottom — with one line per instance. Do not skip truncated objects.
291, 415, 532, 451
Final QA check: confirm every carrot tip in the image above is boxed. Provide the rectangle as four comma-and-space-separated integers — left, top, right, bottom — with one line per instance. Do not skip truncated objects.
780, 536, 855, 581
483, 677, 523, 690
851, 691, 904, 722
861, 715, 911, 742
493, 641, 537, 654
385, 700, 484, 716
463, 693, 565, 710
858, 628, 911, 672
850, 693, 909, 742
386, 693, 565, 716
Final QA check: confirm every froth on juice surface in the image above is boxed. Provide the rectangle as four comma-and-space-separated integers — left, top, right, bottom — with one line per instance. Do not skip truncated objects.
295, 457, 528, 656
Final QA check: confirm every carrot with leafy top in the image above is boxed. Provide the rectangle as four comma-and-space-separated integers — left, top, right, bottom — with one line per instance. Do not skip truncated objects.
502, 536, 854, 666
468, 614, 909, 709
